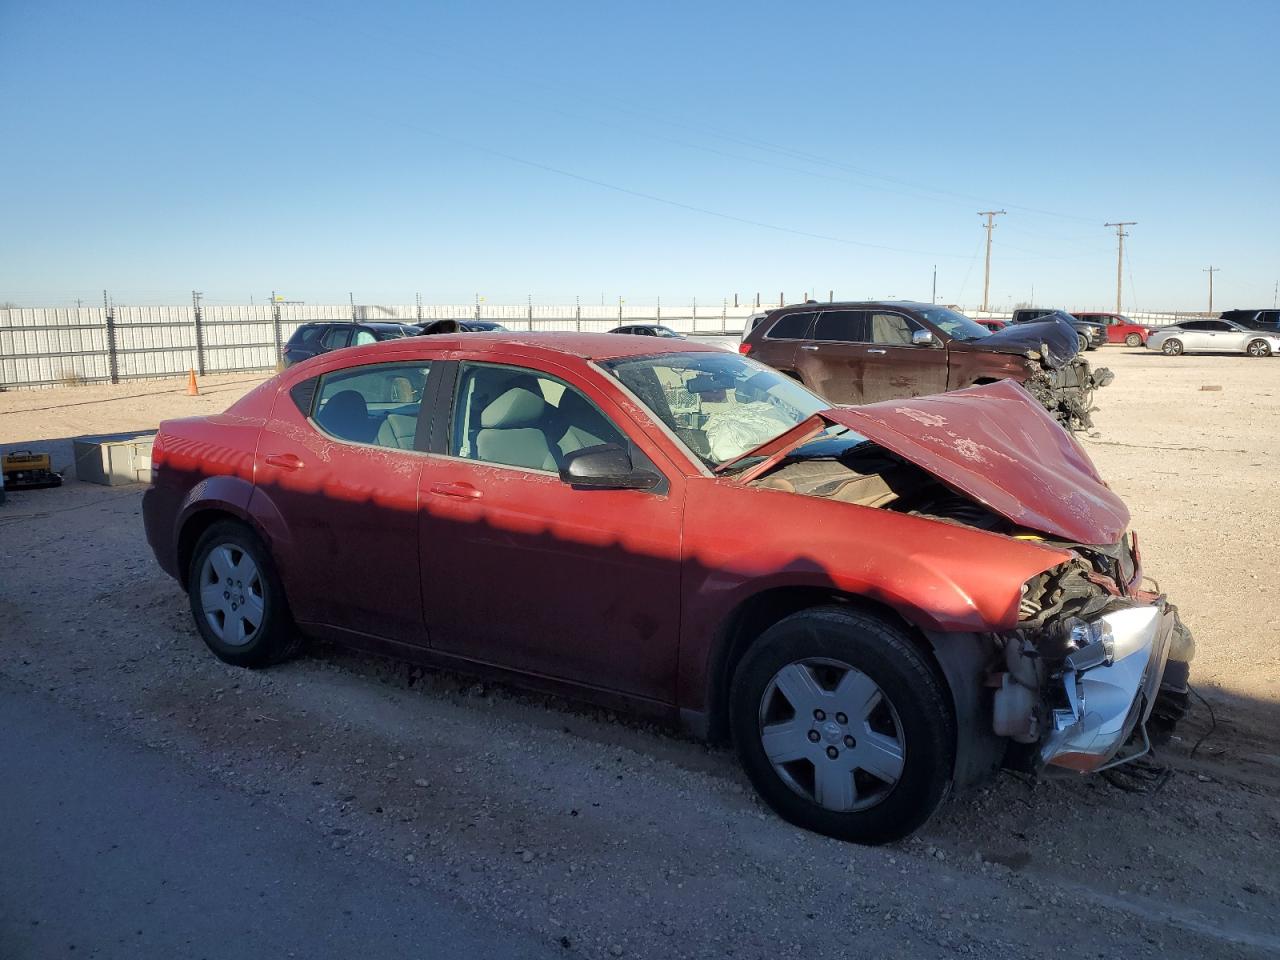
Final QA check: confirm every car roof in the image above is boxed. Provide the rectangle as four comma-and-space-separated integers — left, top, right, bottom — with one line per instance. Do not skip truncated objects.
770, 300, 939, 312
320, 331, 724, 364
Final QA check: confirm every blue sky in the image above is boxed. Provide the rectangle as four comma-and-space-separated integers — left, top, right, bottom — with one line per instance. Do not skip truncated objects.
2, 0, 1276, 311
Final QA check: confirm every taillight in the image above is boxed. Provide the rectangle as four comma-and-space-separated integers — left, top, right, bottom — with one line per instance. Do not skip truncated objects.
738, 342, 752, 355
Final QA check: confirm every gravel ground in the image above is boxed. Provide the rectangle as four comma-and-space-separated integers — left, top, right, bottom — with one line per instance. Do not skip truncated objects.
1, 347, 1278, 959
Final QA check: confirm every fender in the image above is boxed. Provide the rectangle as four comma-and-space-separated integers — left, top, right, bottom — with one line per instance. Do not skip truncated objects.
171, 474, 260, 585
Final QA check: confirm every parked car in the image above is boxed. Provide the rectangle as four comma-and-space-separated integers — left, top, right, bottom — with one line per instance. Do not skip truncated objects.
608, 324, 685, 338
979, 318, 1007, 332
143, 333, 1192, 844
1072, 312, 1153, 347
739, 301, 1111, 431
283, 321, 419, 367
416, 319, 511, 335
1147, 319, 1280, 357
1009, 308, 1105, 350
1219, 309, 1280, 334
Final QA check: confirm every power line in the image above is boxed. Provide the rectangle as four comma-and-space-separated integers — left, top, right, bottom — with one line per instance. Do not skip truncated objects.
977, 211, 1006, 311
1104, 222, 1137, 312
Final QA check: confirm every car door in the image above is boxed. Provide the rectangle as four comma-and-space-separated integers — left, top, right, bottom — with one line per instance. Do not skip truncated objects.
859, 310, 949, 402
1211, 321, 1250, 352
750, 310, 817, 381
254, 358, 438, 644
416, 357, 685, 702
792, 309, 869, 403
1176, 321, 1211, 351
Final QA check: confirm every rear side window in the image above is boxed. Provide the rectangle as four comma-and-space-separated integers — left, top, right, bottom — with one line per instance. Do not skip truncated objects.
311, 362, 432, 450
765, 312, 816, 340
814, 310, 869, 342
352, 329, 378, 346
321, 326, 351, 349
291, 324, 325, 346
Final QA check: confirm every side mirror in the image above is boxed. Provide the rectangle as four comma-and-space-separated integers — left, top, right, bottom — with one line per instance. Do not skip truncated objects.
559, 443, 661, 491
911, 328, 936, 346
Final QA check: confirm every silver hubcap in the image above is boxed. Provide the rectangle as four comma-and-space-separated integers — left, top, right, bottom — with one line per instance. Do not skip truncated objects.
1163, 341, 1180, 354
758, 658, 905, 813
199, 544, 265, 646
1249, 342, 1266, 356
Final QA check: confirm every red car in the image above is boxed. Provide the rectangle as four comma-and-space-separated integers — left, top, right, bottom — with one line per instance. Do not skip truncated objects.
143, 333, 1192, 843
1072, 312, 1153, 347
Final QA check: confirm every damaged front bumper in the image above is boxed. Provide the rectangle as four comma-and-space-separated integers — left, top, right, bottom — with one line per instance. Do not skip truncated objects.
1041, 600, 1175, 773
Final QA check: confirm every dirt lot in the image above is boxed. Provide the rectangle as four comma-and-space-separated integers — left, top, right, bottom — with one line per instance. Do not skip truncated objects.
2, 348, 1278, 958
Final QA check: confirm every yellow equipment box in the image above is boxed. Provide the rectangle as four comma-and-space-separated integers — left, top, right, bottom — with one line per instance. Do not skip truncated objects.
1, 450, 63, 490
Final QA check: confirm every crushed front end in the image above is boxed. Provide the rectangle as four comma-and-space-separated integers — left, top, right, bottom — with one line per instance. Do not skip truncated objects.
993, 537, 1194, 774
1022, 353, 1113, 432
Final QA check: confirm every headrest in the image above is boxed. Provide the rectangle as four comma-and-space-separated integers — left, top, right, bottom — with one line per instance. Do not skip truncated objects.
321, 389, 368, 419
481, 387, 547, 429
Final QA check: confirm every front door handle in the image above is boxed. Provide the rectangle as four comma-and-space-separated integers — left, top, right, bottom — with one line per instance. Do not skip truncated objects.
867, 348, 887, 355
430, 481, 482, 501
800, 345, 820, 351
264, 453, 304, 471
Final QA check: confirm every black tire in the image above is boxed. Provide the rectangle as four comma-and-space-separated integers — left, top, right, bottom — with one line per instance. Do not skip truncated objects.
1161, 338, 1184, 356
729, 605, 955, 845
1247, 339, 1271, 358
1125, 333, 1142, 347
188, 520, 303, 667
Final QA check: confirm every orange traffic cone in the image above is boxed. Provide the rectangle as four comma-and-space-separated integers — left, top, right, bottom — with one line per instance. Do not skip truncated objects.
186, 368, 199, 396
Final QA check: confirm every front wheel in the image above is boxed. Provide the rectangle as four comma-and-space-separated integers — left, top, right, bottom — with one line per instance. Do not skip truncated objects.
188, 520, 303, 667
1161, 338, 1184, 356
730, 606, 955, 845
1247, 339, 1271, 358
1125, 333, 1142, 347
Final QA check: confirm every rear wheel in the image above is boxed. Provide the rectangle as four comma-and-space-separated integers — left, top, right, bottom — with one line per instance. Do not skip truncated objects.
730, 606, 954, 845
1247, 339, 1271, 358
1161, 338, 1184, 356
188, 520, 302, 667
1125, 333, 1142, 347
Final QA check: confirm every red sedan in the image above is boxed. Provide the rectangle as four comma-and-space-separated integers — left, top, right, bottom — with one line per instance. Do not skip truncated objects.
1072, 312, 1153, 347
144, 333, 1191, 843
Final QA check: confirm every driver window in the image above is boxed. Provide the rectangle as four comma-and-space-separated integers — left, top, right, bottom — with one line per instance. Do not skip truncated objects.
868, 312, 919, 346
352, 329, 378, 346
451, 363, 626, 472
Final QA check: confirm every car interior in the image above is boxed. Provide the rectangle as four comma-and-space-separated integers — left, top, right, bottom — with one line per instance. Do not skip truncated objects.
451, 365, 626, 472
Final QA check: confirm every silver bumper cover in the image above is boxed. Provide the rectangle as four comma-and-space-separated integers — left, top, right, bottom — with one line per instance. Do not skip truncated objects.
1041, 600, 1175, 772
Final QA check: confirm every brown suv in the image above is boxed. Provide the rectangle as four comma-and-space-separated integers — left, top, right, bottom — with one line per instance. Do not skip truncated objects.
740, 301, 1111, 430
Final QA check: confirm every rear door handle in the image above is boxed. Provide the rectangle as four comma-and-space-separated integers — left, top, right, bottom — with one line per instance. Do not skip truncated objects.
800, 345, 820, 351
430, 481, 482, 500
867, 349, 887, 355
264, 453, 304, 471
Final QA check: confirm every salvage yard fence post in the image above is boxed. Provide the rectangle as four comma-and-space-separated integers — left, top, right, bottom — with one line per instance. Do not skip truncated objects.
104, 303, 120, 385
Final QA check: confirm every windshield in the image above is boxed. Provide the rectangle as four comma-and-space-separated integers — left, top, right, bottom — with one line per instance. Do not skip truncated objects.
915, 306, 991, 341
601, 351, 831, 469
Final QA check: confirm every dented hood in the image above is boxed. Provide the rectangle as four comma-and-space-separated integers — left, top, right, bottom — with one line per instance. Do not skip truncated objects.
952, 317, 1081, 369
819, 379, 1129, 545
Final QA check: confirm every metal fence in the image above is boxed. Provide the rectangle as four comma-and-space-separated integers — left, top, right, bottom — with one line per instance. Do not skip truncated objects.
0, 301, 1208, 390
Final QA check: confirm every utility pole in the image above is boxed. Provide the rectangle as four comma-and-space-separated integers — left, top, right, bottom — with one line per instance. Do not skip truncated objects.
977, 210, 1005, 311
1104, 222, 1136, 313
931, 265, 937, 304
349, 291, 355, 322
1203, 266, 1220, 313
